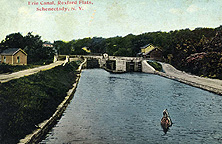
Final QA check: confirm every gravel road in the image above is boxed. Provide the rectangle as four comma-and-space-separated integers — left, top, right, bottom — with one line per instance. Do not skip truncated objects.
0, 61, 64, 83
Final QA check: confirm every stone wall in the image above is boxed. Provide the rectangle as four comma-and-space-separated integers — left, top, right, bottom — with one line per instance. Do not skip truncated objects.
141, 60, 155, 73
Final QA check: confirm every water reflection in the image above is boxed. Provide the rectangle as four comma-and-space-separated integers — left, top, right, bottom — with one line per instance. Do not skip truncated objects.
41, 69, 222, 144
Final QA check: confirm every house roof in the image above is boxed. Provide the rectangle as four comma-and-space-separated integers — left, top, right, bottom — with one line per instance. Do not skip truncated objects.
1, 48, 27, 56
82, 47, 91, 53
43, 42, 53, 45
43, 42, 54, 47
140, 44, 162, 55
140, 44, 154, 49
144, 47, 162, 55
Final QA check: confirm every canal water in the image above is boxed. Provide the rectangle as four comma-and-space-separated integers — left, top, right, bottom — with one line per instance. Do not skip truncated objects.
40, 69, 222, 144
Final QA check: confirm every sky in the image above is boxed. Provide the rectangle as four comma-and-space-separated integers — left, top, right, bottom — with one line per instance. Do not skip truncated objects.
0, 0, 222, 42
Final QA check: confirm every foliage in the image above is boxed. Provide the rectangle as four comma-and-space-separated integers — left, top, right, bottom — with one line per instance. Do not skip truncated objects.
1, 26, 222, 79
53, 27, 217, 58
0, 32, 56, 64
0, 63, 39, 74
54, 38, 93, 55
180, 30, 222, 79
52, 26, 222, 79
147, 61, 163, 71
0, 33, 24, 51
201, 52, 222, 79
0, 61, 78, 143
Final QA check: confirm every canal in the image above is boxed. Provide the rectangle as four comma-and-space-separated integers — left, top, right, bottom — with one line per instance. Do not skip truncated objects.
40, 69, 222, 144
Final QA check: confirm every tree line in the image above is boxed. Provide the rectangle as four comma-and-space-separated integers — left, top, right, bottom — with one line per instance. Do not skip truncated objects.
1, 25, 222, 79
54, 25, 222, 79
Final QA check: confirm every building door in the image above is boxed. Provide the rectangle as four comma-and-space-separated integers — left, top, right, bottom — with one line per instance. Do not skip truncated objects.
3, 56, 6, 63
17, 56, 20, 63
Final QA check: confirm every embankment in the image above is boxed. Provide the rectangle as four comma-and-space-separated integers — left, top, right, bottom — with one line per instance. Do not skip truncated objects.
19, 59, 86, 144
158, 62, 222, 96
155, 71, 222, 96
142, 61, 222, 96
0, 60, 85, 144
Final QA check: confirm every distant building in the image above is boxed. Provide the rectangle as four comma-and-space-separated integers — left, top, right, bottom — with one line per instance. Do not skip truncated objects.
103, 53, 109, 59
139, 44, 163, 61
0, 48, 27, 65
43, 42, 58, 58
186, 52, 207, 63
82, 47, 91, 53
43, 42, 54, 48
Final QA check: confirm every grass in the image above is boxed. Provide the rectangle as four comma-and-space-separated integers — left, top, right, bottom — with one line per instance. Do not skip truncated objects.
0, 59, 54, 74
0, 61, 79, 143
0, 63, 39, 74
147, 60, 163, 71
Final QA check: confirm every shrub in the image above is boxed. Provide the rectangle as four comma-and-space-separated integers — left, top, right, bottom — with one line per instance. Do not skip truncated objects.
147, 60, 163, 71
0, 63, 38, 74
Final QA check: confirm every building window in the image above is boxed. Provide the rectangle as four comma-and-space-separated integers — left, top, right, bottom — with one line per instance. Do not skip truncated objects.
17, 56, 20, 63
3, 56, 6, 63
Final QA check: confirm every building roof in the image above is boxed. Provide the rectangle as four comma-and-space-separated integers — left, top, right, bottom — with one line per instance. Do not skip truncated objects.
140, 44, 162, 55
82, 47, 91, 53
43, 42, 54, 47
140, 44, 154, 49
1, 48, 27, 56
144, 47, 162, 55
43, 42, 53, 45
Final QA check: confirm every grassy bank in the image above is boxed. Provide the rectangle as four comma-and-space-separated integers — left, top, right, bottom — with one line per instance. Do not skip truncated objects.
147, 61, 163, 72
0, 63, 40, 74
0, 59, 54, 74
0, 61, 79, 144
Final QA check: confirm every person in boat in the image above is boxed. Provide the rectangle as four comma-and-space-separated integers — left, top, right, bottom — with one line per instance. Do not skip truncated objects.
161, 109, 172, 133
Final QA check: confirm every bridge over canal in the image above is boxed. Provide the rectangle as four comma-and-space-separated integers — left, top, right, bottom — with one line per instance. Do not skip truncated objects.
59, 55, 156, 74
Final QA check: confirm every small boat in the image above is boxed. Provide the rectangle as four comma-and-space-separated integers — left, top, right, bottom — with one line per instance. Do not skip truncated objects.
160, 109, 172, 134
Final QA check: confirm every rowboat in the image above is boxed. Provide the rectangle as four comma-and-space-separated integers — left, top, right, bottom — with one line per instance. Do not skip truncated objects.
161, 109, 172, 133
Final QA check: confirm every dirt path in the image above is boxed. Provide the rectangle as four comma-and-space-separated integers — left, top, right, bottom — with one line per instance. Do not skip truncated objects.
159, 63, 222, 95
0, 61, 64, 83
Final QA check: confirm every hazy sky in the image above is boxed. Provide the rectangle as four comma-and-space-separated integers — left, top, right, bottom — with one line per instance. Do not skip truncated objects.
0, 0, 221, 42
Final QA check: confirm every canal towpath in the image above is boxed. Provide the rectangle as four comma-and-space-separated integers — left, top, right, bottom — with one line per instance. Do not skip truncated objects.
158, 62, 222, 95
0, 61, 64, 83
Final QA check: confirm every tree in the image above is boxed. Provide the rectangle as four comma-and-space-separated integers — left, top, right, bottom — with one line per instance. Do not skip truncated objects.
23, 32, 45, 63
54, 40, 73, 55
0, 32, 55, 64
0, 33, 24, 52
